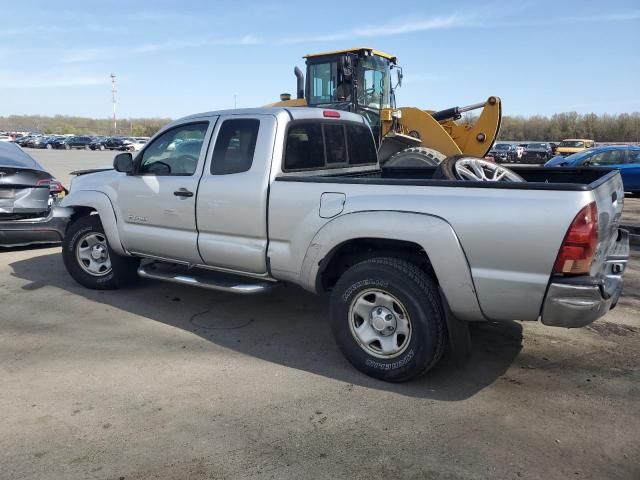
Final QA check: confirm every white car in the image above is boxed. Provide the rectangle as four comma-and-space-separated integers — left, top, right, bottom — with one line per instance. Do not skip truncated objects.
129, 139, 147, 151
0, 135, 13, 142
513, 145, 524, 159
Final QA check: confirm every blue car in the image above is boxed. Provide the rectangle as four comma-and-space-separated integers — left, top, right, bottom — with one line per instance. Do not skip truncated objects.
545, 145, 640, 194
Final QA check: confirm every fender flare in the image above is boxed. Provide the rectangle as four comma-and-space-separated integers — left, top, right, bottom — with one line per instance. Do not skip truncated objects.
60, 190, 126, 255
301, 211, 485, 321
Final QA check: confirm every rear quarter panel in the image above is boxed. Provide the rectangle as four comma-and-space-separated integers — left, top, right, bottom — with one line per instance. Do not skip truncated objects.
268, 180, 593, 321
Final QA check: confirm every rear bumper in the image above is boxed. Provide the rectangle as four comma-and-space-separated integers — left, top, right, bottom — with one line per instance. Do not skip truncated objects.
0, 206, 72, 247
541, 229, 629, 328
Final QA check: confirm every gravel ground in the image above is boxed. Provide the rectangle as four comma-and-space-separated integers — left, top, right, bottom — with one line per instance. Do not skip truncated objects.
0, 149, 638, 480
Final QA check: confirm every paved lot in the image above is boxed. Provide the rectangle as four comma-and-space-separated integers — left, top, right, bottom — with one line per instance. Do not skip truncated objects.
1, 150, 639, 479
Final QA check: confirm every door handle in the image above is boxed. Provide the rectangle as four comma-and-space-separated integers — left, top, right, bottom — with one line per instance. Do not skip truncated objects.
173, 188, 194, 198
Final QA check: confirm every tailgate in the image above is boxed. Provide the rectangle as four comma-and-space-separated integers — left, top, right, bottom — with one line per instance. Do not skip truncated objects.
590, 170, 625, 276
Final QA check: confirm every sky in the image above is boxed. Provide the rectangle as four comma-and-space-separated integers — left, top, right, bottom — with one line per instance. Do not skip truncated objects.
1, 0, 639, 120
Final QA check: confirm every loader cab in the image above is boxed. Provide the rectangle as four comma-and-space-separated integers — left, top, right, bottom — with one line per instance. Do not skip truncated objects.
304, 48, 397, 145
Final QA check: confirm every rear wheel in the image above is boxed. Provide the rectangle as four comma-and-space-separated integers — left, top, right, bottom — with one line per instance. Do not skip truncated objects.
330, 257, 446, 382
63, 215, 139, 290
384, 147, 446, 168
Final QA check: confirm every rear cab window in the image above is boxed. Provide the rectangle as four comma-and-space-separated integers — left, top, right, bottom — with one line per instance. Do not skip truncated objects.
283, 121, 377, 172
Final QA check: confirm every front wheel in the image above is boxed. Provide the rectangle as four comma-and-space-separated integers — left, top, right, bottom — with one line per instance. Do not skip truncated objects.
63, 215, 139, 290
330, 257, 446, 382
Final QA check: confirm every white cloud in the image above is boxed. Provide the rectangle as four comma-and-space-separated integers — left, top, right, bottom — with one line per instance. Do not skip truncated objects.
62, 48, 114, 64
0, 25, 62, 37
0, 73, 109, 89
507, 10, 640, 27
132, 35, 261, 53
279, 12, 481, 44
277, 8, 640, 44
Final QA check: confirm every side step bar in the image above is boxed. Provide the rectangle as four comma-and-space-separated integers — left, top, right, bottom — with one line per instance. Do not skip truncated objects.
137, 261, 279, 295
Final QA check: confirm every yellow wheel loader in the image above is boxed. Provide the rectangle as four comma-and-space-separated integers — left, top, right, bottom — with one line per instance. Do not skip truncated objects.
267, 47, 502, 165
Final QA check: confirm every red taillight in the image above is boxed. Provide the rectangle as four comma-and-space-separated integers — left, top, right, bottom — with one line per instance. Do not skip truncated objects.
323, 110, 340, 118
553, 202, 598, 275
37, 178, 65, 194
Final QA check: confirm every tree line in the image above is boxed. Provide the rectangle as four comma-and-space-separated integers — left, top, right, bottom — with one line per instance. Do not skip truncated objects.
496, 112, 640, 142
2, 111, 640, 142
0, 115, 171, 138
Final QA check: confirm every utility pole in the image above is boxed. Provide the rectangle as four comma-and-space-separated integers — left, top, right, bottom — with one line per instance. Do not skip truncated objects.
234, 94, 237, 109
110, 73, 117, 135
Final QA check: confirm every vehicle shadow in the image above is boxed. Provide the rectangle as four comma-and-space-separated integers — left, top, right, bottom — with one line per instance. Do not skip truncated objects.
8, 252, 523, 400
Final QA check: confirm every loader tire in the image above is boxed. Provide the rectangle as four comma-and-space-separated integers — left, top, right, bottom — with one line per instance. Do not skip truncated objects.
384, 147, 446, 167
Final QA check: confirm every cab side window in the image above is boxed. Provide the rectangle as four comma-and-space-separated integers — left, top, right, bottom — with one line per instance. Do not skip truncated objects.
139, 122, 208, 175
211, 119, 260, 175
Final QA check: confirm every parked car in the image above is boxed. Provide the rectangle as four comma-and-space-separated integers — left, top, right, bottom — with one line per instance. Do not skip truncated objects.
57, 107, 628, 382
522, 142, 555, 163
556, 138, 595, 156
23, 136, 43, 148
0, 135, 12, 142
487, 143, 518, 163
103, 137, 130, 151
0, 142, 69, 246
513, 145, 524, 160
545, 145, 640, 194
89, 137, 109, 150
15, 135, 35, 147
32, 136, 65, 149
63, 136, 94, 149
128, 138, 147, 151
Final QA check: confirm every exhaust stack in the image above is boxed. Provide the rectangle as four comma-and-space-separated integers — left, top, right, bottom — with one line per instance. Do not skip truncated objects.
294, 67, 304, 99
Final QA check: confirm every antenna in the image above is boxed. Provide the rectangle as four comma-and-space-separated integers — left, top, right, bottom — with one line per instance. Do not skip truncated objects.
110, 73, 117, 135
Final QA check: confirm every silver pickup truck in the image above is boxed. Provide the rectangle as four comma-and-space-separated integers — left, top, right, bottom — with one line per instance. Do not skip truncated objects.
59, 107, 629, 382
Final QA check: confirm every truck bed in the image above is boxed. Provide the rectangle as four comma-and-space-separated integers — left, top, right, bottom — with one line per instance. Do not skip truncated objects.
276, 165, 618, 191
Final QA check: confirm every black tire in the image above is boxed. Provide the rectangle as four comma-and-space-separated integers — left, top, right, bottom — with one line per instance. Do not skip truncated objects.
330, 257, 446, 382
434, 155, 525, 182
384, 147, 446, 168
62, 215, 139, 290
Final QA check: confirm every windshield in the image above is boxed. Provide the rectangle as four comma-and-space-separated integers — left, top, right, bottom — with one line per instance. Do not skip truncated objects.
494, 144, 510, 150
528, 143, 546, 148
357, 56, 391, 109
560, 140, 584, 148
563, 150, 594, 162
